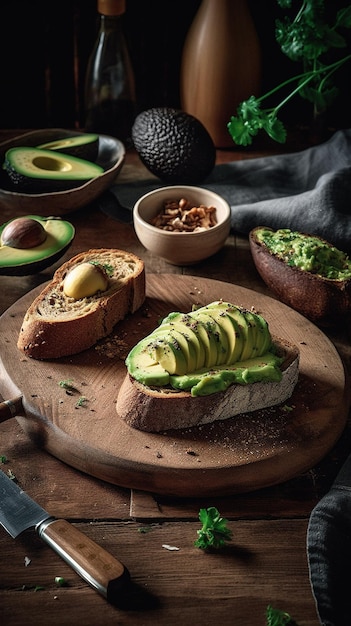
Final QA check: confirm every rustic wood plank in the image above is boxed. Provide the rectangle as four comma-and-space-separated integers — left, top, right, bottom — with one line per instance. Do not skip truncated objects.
0, 519, 319, 625
130, 473, 319, 520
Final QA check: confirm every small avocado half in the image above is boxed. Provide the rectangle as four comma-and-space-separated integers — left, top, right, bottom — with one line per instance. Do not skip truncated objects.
3, 147, 104, 193
37, 133, 99, 161
0, 215, 75, 275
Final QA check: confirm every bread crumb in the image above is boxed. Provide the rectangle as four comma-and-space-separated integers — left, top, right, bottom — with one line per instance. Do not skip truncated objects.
186, 448, 198, 456
95, 334, 129, 359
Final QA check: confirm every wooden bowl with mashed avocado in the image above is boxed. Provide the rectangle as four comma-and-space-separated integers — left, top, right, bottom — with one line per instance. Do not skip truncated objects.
249, 226, 351, 326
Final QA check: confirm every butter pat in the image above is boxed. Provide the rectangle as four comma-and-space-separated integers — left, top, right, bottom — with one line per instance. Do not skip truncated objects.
63, 262, 109, 299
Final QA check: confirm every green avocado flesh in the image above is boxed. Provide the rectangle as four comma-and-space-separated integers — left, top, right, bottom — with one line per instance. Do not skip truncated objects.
3, 147, 103, 192
125, 301, 283, 397
0, 215, 75, 274
256, 228, 351, 281
37, 134, 99, 161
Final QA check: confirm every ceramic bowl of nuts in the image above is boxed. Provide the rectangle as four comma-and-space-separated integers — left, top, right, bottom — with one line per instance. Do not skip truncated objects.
133, 185, 231, 265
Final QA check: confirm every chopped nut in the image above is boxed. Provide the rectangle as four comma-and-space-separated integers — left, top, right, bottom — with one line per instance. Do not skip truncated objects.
151, 198, 217, 232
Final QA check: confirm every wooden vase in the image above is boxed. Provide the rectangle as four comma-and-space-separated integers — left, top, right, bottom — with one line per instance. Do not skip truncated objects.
180, 0, 262, 148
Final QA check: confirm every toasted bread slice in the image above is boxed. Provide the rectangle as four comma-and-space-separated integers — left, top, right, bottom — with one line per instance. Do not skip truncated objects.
17, 248, 145, 359
116, 336, 300, 432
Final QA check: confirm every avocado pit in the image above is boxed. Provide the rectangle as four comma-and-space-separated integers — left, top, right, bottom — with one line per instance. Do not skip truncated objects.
1, 217, 47, 249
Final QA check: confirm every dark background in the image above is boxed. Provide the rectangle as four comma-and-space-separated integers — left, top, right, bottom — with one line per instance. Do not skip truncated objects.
0, 0, 350, 135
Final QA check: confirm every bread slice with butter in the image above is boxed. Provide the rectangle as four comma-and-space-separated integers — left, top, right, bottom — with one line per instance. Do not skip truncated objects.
17, 248, 145, 359
116, 301, 300, 432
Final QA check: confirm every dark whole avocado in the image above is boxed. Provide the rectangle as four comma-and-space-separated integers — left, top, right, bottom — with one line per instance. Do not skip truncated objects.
3, 147, 104, 193
37, 133, 99, 161
0, 215, 75, 275
131, 107, 216, 183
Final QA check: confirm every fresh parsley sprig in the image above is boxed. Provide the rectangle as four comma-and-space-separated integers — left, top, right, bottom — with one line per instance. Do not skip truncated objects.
194, 512, 296, 623
194, 506, 232, 550
228, 1, 351, 146
266, 604, 295, 625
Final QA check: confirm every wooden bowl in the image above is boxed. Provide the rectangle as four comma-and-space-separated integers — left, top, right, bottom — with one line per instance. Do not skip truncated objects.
133, 185, 231, 265
0, 129, 125, 216
249, 226, 351, 326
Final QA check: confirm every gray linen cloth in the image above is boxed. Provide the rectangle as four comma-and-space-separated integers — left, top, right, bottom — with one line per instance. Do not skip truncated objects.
307, 453, 351, 625
102, 128, 351, 251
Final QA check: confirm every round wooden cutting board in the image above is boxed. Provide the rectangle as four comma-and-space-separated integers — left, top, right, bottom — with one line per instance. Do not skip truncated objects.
0, 274, 349, 497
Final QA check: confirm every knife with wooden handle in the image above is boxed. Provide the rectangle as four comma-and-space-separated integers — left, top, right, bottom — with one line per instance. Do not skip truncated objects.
0, 469, 129, 603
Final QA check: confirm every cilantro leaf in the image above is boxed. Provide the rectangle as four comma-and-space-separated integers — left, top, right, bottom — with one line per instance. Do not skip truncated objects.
194, 506, 232, 550
336, 5, 351, 29
228, 0, 351, 146
266, 604, 295, 625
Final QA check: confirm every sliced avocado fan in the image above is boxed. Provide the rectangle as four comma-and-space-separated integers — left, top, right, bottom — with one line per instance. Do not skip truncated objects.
3, 147, 103, 193
126, 301, 284, 396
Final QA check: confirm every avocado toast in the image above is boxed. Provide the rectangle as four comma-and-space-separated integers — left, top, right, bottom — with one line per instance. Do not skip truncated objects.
116, 301, 300, 432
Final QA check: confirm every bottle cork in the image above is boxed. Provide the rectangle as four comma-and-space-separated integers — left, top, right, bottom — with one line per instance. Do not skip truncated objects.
97, 0, 126, 16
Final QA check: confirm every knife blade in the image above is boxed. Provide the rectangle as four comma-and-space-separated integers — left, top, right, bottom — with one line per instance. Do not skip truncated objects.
0, 470, 129, 603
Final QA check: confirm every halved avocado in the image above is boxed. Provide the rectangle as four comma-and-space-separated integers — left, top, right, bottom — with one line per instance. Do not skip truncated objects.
0, 215, 75, 275
37, 133, 99, 161
249, 226, 351, 326
3, 147, 103, 193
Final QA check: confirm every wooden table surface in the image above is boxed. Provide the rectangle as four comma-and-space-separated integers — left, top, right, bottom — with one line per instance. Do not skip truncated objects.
1, 130, 350, 626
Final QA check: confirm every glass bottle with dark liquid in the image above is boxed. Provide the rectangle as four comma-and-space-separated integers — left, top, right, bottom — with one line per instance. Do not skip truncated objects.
84, 0, 136, 145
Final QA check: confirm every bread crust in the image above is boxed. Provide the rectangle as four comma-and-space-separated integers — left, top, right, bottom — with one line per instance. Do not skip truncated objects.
116, 336, 300, 432
17, 248, 145, 359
